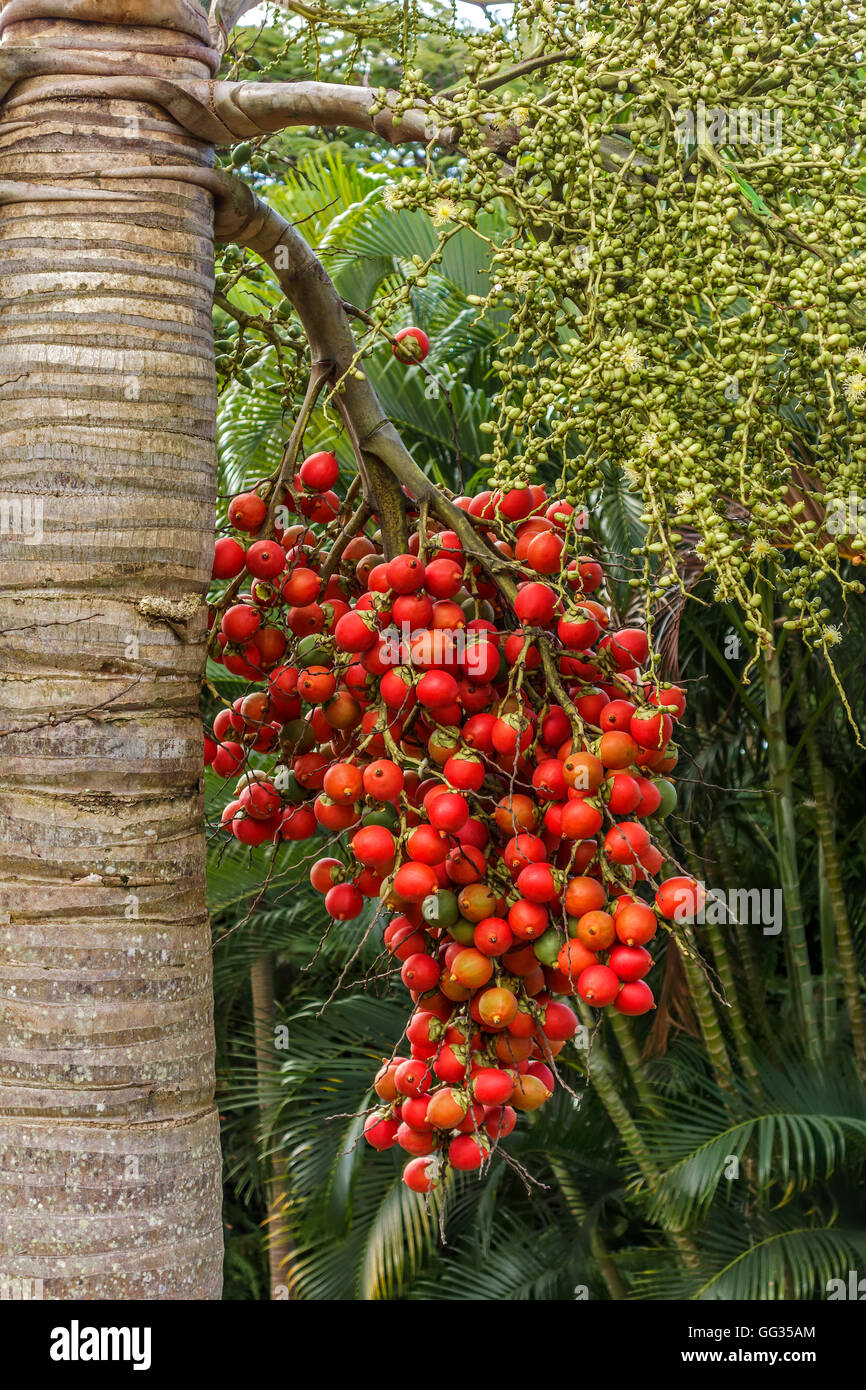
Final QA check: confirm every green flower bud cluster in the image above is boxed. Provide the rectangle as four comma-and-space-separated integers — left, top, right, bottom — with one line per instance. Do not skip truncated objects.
214, 245, 305, 401
382, 0, 866, 652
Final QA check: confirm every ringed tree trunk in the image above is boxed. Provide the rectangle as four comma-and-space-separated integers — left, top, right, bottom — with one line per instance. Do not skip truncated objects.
0, 1, 224, 1298
0, 0, 518, 1300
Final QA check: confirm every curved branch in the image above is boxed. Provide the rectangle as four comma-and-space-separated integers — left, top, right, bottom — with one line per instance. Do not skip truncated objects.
263, 358, 330, 534
0, 46, 33, 98
210, 172, 513, 582
2, 74, 238, 142
0, 179, 139, 206
183, 78, 453, 147
168, 77, 657, 181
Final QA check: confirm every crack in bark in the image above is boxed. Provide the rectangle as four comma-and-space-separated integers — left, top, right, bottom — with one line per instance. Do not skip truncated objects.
0, 674, 145, 739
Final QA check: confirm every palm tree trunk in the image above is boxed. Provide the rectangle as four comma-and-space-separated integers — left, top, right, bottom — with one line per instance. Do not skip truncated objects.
548, 1161, 627, 1299
653, 828, 734, 1088
249, 955, 296, 1298
698, 919, 761, 1088
761, 630, 821, 1061
711, 830, 771, 1050
676, 941, 735, 1086
817, 838, 842, 1046
607, 1013, 659, 1111
0, 5, 223, 1297
577, 1003, 698, 1268
677, 823, 759, 1088
792, 653, 866, 1076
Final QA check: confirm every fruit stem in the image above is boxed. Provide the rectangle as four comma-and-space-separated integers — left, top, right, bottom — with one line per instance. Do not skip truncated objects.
263, 358, 332, 536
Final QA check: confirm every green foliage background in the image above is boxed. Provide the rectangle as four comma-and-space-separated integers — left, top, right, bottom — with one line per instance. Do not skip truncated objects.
207, 5, 866, 1301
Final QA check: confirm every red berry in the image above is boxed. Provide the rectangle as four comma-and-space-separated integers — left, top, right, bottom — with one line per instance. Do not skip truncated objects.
394, 862, 439, 902
496, 487, 535, 521
558, 608, 600, 651
352, 825, 396, 867
630, 709, 674, 750
394, 1059, 432, 1097
402, 1156, 439, 1192
526, 529, 564, 574
613, 901, 658, 947
427, 1087, 468, 1129
601, 627, 650, 670
228, 491, 266, 533
424, 558, 464, 599
299, 450, 339, 491
608, 944, 652, 981
221, 603, 261, 643
604, 821, 651, 865
322, 762, 363, 802
239, 781, 281, 821
363, 759, 404, 800
532, 758, 567, 801
428, 791, 469, 833
577, 963, 620, 1007
244, 540, 286, 580
484, 1106, 517, 1141
364, 1112, 399, 1150
325, 882, 364, 920
443, 752, 485, 792
417, 670, 458, 708
462, 713, 496, 752
393, 327, 430, 363
471, 1067, 514, 1105
600, 699, 637, 733
560, 797, 603, 839
281, 567, 322, 606
655, 876, 706, 923
401, 952, 440, 992
449, 1133, 487, 1171
647, 683, 687, 718
614, 980, 655, 1016
334, 610, 376, 653
516, 863, 558, 903
541, 1001, 578, 1041
212, 536, 246, 579
298, 666, 336, 704
514, 582, 556, 625
279, 805, 316, 841
473, 916, 513, 957
386, 552, 425, 593
211, 742, 245, 778
508, 899, 548, 941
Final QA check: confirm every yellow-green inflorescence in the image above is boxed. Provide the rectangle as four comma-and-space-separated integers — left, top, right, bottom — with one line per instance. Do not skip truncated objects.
373, 0, 866, 654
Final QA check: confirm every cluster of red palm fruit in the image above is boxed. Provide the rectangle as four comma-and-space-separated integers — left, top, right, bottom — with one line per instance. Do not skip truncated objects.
205, 448, 703, 1193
